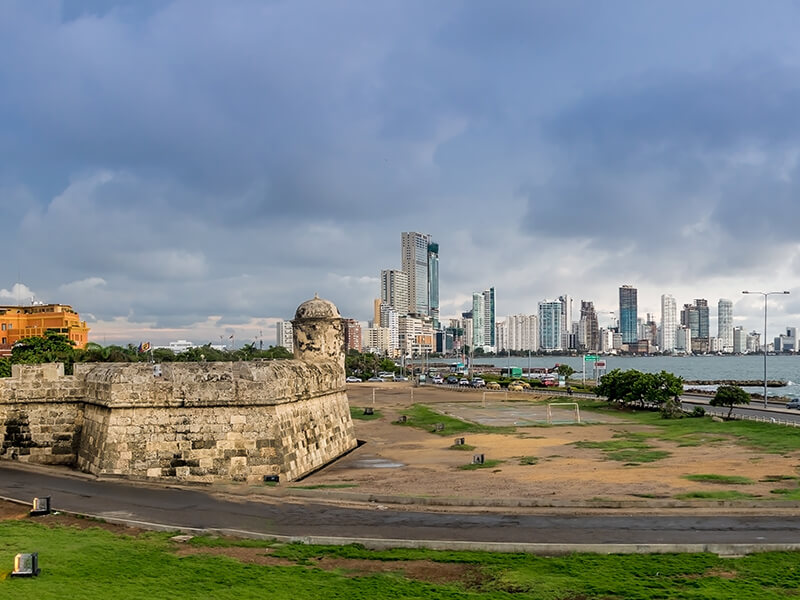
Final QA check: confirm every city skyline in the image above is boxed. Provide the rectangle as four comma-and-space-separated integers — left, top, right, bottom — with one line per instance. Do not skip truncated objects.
2, 2, 800, 346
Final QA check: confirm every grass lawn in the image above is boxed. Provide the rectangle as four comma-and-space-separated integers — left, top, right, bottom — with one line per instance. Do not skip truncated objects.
4, 520, 800, 599
350, 407, 382, 421
577, 400, 800, 454
396, 404, 515, 436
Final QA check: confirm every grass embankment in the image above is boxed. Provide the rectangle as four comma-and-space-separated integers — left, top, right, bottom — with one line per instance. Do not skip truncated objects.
396, 404, 515, 436
5, 521, 800, 599
350, 407, 382, 421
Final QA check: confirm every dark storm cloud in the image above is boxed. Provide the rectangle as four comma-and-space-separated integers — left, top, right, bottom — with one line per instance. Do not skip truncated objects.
2, 1, 800, 341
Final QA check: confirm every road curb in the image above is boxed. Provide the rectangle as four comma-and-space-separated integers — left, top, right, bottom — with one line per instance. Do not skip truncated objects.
5, 495, 800, 557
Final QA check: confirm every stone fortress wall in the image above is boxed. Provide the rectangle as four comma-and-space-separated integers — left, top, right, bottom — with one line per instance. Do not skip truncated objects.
0, 297, 357, 483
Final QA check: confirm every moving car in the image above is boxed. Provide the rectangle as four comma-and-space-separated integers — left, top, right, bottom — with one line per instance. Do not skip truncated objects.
787, 399, 800, 409
470, 378, 486, 388
431, 375, 444, 384
508, 382, 524, 392
446, 375, 459, 385
486, 381, 501, 390
393, 375, 408, 382
367, 376, 384, 382
458, 378, 470, 386
345, 376, 361, 383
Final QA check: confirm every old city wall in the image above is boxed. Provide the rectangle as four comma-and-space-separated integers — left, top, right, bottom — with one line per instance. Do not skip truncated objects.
0, 359, 357, 483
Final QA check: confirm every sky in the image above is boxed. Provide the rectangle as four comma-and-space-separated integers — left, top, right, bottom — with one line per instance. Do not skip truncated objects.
2, 0, 800, 346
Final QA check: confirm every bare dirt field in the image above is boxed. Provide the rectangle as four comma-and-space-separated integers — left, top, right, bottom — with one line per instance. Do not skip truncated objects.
298, 383, 800, 503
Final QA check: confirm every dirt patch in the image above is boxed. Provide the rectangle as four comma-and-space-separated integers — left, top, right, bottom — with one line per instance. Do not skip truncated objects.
173, 544, 481, 584
318, 385, 800, 503
0, 501, 29, 521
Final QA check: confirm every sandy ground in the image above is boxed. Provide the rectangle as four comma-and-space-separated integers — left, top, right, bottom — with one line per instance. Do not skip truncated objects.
299, 383, 800, 502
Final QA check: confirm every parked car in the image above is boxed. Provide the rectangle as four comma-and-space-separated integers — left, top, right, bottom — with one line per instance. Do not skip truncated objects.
345, 376, 362, 383
508, 382, 524, 392
458, 378, 470, 386
367, 377, 384, 382
393, 375, 408, 382
486, 381, 501, 390
446, 375, 460, 385
470, 378, 485, 388
786, 399, 800, 409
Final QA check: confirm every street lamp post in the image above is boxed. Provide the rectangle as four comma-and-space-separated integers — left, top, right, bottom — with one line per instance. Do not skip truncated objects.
742, 290, 790, 408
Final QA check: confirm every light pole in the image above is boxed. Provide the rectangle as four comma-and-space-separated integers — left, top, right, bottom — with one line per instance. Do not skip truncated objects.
742, 290, 790, 408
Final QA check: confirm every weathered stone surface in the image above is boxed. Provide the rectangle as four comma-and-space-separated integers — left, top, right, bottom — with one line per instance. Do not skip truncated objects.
0, 297, 357, 482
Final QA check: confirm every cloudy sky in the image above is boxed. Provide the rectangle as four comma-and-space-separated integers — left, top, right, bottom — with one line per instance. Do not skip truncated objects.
2, 0, 800, 346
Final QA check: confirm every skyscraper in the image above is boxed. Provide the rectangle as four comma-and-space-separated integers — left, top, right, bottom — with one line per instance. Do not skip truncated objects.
483, 287, 495, 349
380, 269, 409, 316
718, 298, 733, 353
619, 285, 638, 344
559, 294, 573, 350
427, 242, 439, 327
401, 232, 438, 318
539, 300, 562, 351
471, 292, 484, 348
660, 294, 677, 353
506, 314, 539, 352
276, 320, 293, 353
578, 301, 599, 352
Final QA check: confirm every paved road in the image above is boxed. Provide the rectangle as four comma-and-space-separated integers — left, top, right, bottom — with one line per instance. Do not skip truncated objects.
3, 464, 800, 545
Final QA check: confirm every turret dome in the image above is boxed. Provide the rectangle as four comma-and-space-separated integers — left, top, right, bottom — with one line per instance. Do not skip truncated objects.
294, 294, 341, 320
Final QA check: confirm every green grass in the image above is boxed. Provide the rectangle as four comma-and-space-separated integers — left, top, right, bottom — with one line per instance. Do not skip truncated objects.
396, 404, 514, 436
5, 521, 800, 598
684, 474, 755, 485
578, 400, 800, 454
457, 459, 504, 470
448, 443, 476, 451
350, 407, 382, 420
770, 488, 800, 500
572, 434, 671, 463
675, 490, 759, 500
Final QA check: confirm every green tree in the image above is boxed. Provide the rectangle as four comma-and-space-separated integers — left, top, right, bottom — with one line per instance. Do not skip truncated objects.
596, 369, 683, 410
556, 364, 575, 381
0, 357, 10, 378
711, 385, 751, 419
11, 332, 77, 374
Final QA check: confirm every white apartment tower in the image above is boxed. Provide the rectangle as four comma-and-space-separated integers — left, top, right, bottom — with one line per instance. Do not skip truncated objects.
660, 294, 677, 353
401, 232, 432, 316
471, 292, 485, 348
380, 269, 409, 316
506, 314, 539, 352
276, 320, 293, 353
538, 300, 562, 351
718, 298, 734, 353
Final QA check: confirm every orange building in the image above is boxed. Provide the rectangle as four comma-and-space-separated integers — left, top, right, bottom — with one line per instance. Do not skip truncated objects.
0, 304, 90, 357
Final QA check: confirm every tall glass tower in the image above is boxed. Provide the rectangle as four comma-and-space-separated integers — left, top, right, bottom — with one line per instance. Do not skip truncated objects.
427, 242, 439, 328
619, 285, 638, 344
538, 300, 562, 350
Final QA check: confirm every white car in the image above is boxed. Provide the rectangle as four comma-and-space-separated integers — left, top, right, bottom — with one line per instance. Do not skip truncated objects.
345, 376, 361, 383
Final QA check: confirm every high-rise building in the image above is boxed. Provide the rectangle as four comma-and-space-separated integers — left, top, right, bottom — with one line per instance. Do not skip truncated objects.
343, 319, 362, 352
380, 269, 409, 316
496, 321, 507, 352
733, 326, 746, 354
471, 292, 484, 348
276, 320, 293, 353
682, 299, 710, 353
483, 287, 496, 350
379, 304, 399, 353
538, 300, 562, 351
401, 232, 438, 318
578, 301, 599, 352
373, 298, 382, 328
718, 298, 733, 353
364, 327, 391, 354
675, 325, 691, 353
619, 285, 638, 344
660, 294, 677, 353
559, 295, 573, 350
427, 242, 439, 327
506, 314, 539, 352
775, 327, 798, 353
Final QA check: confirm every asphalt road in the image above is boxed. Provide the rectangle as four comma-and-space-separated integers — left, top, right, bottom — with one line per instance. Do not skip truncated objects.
3, 464, 800, 545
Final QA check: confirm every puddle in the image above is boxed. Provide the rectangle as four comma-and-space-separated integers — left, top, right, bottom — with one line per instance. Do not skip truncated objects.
351, 458, 405, 469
